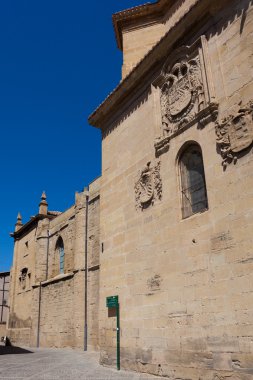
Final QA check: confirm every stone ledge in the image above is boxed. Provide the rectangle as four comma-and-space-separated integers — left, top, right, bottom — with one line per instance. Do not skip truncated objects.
88, 264, 100, 272
32, 272, 74, 288
7, 327, 30, 330
17, 288, 32, 294
154, 102, 219, 157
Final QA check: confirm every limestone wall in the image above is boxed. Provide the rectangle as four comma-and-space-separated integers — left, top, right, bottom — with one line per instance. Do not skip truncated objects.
122, 22, 165, 79
8, 181, 100, 350
0, 324, 6, 338
99, 1, 253, 378
121, 0, 201, 78
47, 206, 76, 279
87, 178, 101, 350
32, 274, 77, 348
8, 227, 36, 344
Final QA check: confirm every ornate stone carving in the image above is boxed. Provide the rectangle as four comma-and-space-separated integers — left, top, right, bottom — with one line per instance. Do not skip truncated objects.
147, 274, 162, 292
161, 58, 202, 127
216, 101, 253, 166
153, 36, 218, 156
19, 267, 28, 290
135, 161, 162, 210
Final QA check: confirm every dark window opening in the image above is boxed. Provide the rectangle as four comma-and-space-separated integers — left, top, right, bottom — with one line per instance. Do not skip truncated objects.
180, 144, 208, 218
56, 237, 64, 274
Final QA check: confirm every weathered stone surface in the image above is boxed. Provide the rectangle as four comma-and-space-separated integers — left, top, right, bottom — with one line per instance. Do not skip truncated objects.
8, 180, 100, 350
89, 0, 253, 379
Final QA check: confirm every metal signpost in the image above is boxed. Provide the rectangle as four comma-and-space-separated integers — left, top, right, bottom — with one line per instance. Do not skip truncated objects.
106, 295, 120, 371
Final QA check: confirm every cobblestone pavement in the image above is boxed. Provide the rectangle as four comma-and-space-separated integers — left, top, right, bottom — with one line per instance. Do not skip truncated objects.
0, 346, 164, 380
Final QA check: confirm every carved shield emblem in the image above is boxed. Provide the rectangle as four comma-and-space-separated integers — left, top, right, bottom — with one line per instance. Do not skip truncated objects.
168, 75, 192, 117
135, 161, 162, 210
161, 60, 200, 125
215, 101, 253, 166
136, 163, 154, 205
139, 173, 153, 205
229, 113, 253, 153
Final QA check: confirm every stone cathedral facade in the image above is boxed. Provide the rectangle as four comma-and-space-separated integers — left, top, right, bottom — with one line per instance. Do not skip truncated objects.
8, 0, 253, 379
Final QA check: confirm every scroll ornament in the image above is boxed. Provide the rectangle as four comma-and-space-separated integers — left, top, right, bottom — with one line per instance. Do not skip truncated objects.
135, 161, 162, 210
215, 101, 253, 166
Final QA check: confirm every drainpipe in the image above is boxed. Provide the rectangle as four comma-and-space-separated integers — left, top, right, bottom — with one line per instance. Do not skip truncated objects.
84, 188, 89, 351
37, 228, 49, 347
45, 230, 50, 280
37, 281, 42, 348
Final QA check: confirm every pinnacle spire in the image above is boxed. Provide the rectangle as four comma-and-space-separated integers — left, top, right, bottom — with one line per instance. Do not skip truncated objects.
39, 190, 48, 215
15, 212, 23, 231
41, 191, 47, 201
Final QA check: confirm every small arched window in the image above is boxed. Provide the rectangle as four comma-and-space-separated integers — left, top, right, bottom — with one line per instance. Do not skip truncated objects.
179, 143, 208, 219
56, 237, 64, 274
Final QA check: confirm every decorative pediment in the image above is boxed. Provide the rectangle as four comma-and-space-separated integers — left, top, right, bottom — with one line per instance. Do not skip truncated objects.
153, 36, 218, 156
216, 101, 253, 167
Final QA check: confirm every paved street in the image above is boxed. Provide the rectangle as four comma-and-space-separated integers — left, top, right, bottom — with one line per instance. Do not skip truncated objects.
0, 346, 164, 380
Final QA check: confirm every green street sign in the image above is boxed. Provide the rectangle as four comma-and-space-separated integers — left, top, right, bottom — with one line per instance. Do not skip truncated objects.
106, 295, 120, 370
106, 295, 118, 308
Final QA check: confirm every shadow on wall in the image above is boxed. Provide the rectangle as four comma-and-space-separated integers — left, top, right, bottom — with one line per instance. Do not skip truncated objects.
201, 0, 252, 41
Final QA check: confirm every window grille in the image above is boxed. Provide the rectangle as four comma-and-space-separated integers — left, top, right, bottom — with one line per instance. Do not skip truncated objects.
59, 246, 64, 274
180, 144, 208, 218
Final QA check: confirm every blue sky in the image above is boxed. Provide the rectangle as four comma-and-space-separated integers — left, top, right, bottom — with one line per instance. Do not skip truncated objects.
0, 0, 152, 271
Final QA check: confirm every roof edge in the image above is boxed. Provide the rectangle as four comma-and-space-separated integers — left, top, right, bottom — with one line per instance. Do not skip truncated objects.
89, 0, 207, 128
113, 0, 169, 50
10, 213, 56, 240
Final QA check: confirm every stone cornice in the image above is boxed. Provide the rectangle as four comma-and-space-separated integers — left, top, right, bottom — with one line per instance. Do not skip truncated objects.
89, 0, 211, 130
32, 272, 74, 288
10, 214, 55, 241
113, 0, 168, 50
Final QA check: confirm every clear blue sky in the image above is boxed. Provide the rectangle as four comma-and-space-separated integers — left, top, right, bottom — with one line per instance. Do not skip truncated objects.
0, 0, 152, 271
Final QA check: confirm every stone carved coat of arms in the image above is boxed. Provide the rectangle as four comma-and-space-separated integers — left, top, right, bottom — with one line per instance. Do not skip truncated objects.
216, 101, 253, 166
161, 58, 203, 130
153, 36, 218, 156
135, 161, 162, 210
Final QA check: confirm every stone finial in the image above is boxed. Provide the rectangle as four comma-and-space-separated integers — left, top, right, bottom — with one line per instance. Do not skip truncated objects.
41, 191, 46, 198
15, 212, 23, 231
39, 191, 48, 215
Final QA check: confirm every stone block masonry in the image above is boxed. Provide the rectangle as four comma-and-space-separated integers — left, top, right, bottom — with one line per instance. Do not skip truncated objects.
89, 0, 253, 378
8, 178, 100, 351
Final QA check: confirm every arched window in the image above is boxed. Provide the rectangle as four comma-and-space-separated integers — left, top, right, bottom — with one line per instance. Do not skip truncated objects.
179, 143, 208, 219
56, 237, 64, 274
